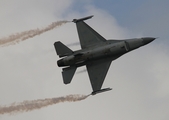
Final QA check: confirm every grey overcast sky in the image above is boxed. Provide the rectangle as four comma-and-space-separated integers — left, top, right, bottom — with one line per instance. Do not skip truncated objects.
0, 0, 169, 120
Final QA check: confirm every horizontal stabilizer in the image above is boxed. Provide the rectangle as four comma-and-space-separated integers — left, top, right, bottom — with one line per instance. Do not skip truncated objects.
54, 41, 73, 57
91, 88, 112, 95
62, 66, 77, 84
72, 15, 94, 23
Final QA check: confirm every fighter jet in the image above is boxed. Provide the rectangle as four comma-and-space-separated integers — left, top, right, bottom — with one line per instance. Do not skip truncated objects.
54, 15, 155, 95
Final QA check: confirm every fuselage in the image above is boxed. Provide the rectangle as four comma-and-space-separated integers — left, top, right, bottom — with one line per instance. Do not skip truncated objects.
57, 37, 155, 67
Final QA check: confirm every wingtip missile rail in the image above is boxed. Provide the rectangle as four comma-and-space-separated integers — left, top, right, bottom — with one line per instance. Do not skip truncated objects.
72, 15, 94, 23
91, 88, 112, 95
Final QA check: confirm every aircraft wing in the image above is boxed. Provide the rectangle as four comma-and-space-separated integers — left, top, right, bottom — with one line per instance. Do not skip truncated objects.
86, 58, 112, 92
75, 21, 107, 49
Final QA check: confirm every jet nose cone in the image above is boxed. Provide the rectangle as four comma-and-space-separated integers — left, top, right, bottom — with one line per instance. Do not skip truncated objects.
142, 37, 156, 45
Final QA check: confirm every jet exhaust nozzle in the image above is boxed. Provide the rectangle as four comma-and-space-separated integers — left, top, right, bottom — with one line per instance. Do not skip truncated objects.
57, 59, 64, 67
91, 88, 112, 95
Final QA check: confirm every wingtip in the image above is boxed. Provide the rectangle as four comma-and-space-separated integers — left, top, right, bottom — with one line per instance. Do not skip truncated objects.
91, 88, 112, 95
72, 15, 94, 23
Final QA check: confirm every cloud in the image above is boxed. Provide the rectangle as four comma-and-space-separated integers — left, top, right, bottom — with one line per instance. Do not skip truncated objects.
126, 0, 169, 43
108, 43, 169, 119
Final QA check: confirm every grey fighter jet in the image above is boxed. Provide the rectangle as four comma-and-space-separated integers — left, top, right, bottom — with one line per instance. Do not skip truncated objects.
54, 15, 155, 95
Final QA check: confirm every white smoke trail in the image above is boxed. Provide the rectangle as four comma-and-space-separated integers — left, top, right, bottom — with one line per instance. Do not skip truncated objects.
0, 21, 69, 46
0, 94, 90, 115
66, 42, 80, 47
76, 69, 87, 74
